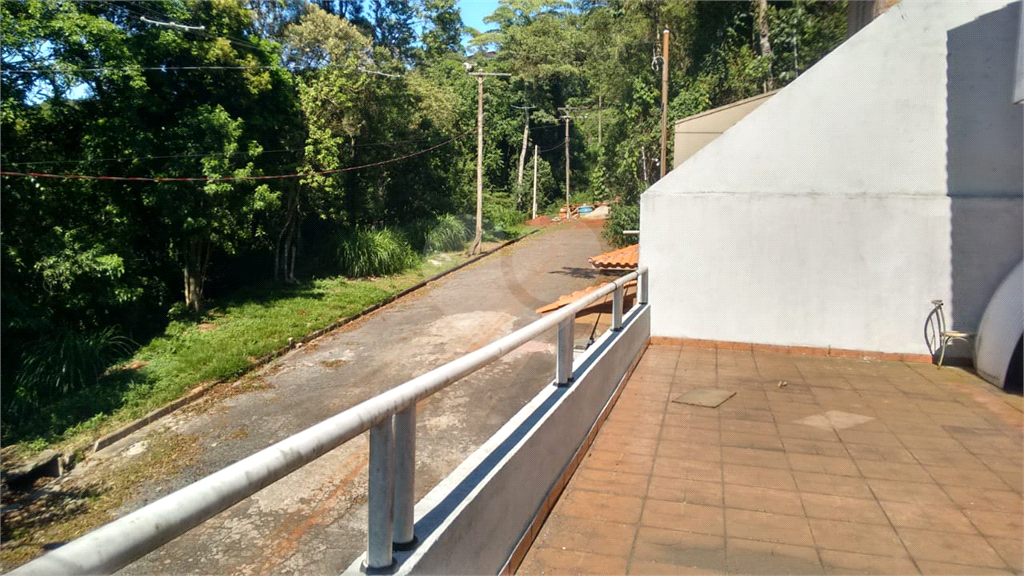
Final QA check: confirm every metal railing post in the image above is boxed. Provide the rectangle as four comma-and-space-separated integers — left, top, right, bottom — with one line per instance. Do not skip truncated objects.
556, 316, 575, 385
392, 406, 417, 550
612, 284, 624, 331
639, 268, 649, 305
365, 419, 395, 572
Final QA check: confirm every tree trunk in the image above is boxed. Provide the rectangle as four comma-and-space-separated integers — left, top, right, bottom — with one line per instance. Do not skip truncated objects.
516, 119, 529, 208
182, 238, 209, 313
640, 146, 649, 185
288, 224, 300, 282
274, 185, 300, 283
756, 0, 775, 91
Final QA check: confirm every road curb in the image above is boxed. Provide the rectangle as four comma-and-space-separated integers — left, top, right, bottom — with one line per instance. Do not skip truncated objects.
90, 230, 538, 454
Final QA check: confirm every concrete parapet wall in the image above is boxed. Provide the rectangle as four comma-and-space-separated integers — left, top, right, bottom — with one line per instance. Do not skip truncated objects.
344, 304, 650, 575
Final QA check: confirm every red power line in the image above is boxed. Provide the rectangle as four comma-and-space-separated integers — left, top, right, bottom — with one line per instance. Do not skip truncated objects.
0, 133, 469, 183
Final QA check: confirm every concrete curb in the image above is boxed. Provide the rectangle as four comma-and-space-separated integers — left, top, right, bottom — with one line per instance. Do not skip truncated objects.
90, 231, 538, 454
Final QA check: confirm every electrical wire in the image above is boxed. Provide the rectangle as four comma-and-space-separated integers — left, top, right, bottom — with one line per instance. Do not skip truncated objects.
0, 132, 470, 183
5, 135, 457, 167
537, 139, 566, 153
120, 1, 266, 53
4, 65, 303, 74
529, 123, 563, 134
102, 0, 267, 55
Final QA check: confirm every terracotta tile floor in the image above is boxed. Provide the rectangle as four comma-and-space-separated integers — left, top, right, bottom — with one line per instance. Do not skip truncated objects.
518, 344, 1023, 575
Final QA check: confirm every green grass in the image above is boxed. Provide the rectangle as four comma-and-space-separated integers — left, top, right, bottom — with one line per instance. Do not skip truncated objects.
1, 255, 467, 455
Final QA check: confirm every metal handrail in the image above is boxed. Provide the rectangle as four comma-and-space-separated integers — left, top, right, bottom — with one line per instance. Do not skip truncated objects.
10, 267, 649, 576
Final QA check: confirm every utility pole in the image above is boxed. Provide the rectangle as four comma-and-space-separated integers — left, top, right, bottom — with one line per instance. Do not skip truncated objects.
468, 71, 511, 255
564, 116, 570, 215
561, 114, 571, 218
532, 144, 538, 219
597, 94, 603, 147
558, 106, 585, 218
660, 26, 670, 179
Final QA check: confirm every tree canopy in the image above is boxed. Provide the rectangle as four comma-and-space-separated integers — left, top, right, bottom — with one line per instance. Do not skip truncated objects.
1, 0, 847, 437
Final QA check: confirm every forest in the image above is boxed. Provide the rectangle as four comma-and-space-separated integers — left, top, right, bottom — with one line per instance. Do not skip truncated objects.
1, 0, 847, 446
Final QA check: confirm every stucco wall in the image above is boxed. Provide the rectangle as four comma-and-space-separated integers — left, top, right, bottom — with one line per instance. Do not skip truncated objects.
641, 1, 1023, 355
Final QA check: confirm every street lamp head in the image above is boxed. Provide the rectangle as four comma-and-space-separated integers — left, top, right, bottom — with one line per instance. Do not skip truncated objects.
463, 62, 474, 72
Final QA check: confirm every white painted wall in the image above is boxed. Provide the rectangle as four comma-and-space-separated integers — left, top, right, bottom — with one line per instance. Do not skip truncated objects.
641, 1, 1023, 355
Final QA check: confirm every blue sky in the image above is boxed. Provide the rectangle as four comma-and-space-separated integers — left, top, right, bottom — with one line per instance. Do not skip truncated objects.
458, 0, 501, 34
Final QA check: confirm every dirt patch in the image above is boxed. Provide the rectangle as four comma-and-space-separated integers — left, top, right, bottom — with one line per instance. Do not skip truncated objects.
320, 359, 347, 369
175, 376, 273, 419
0, 432, 201, 570
196, 323, 218, 332
573, 218, 606, 230
525, 215, 553, 227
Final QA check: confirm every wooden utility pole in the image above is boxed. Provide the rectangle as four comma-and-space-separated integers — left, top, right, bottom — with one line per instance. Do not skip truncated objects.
558, 105, 585, 218
562, 114, 571, 217
597, 94, 603, 147
468, 71, 511, 255
660, 26, 670, 179
532, 144, 538, 219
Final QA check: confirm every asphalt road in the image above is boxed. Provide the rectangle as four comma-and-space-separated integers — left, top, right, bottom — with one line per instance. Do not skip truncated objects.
107, 220, 612, 576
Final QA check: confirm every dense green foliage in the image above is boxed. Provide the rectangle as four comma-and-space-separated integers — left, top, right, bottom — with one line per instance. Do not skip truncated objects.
1, 0, 846, 443
424, 214, 472, 253
336, 227, 419, 277
0, 269, 452, 445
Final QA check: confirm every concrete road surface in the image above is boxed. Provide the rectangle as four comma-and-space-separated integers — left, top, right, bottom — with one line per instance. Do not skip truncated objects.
108, 220, 612, 575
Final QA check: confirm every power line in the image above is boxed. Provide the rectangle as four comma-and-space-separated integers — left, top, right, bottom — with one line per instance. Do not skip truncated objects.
4, 135, 454, 167
2, 63, 371, 74
139, 16, 205, 32
537, 139, 566, 153
4, 65, 294, 74
0, 132, 470, 183
103, 0, 267, 54
5, 148, 293, 167
356, 66, 402, 78
529, 123, 563, 134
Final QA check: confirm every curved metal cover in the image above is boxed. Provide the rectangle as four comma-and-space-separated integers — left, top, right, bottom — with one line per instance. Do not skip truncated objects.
975, 260, 1023, 387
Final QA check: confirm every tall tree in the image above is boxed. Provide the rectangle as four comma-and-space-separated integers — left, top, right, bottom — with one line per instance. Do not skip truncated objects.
369, 0, 417, 63
419, 0, 465, 60
280, 6, 371, 279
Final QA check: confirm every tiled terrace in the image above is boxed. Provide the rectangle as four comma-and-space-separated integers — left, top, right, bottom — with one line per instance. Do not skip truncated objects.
518, 343, 1024, 575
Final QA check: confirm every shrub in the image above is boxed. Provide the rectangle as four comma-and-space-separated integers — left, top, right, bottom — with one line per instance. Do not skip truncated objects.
8, 326, 134, 413
603, 203, 640, 248
483, 195, 525, 241
424, 214, 470, 253
337, 227, 419, 278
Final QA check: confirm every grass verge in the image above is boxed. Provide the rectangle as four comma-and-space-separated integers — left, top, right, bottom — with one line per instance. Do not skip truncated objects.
0, 253, 473, 460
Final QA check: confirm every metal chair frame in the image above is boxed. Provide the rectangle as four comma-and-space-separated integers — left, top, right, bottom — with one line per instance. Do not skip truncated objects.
924, 299, 974, 368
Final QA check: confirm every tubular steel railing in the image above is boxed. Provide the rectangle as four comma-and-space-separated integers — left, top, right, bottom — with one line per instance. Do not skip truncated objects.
10, 267, 649, 576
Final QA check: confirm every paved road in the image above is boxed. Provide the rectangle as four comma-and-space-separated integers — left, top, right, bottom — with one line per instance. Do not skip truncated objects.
107, 221, 611, 575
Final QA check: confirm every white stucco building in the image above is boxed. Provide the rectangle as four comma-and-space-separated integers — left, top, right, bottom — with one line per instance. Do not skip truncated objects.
641, 1, 1023, 373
